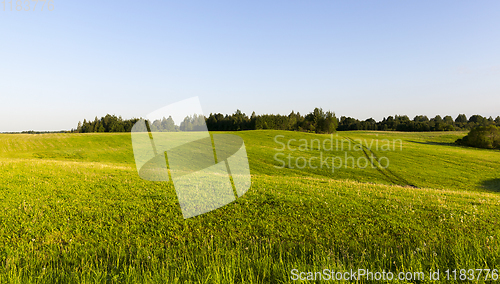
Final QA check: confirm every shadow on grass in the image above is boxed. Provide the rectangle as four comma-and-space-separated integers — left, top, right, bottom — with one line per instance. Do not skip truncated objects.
407, 140, 458, 147
481, 179, 500, 193
411, 140, 500, 151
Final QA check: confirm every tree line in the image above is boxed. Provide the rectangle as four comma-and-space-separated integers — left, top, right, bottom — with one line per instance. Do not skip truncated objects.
75, 115, 140, 133
206, 109, 338, 133
338, 114, 500, 131
74, 111, 500, 134
74, 109, 339, 134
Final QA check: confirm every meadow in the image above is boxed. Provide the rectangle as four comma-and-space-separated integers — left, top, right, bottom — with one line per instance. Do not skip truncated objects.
0, 130, 499, 283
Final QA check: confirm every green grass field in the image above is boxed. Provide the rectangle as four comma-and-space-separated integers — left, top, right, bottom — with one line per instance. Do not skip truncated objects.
0, 130, 499, 283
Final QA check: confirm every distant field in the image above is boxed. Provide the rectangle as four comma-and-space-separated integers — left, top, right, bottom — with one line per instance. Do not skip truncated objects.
0, 131, 499, 283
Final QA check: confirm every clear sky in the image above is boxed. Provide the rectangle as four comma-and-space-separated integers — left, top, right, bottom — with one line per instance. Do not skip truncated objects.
1, 0, 499, 132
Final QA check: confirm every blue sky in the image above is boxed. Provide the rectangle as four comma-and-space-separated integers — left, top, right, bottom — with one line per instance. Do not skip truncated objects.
1, 0, 499, 131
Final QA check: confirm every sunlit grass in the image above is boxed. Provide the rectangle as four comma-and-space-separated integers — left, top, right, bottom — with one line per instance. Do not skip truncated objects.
0, 131, 499, 283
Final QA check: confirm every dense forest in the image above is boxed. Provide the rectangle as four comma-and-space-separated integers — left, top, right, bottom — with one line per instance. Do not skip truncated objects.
74, 110, 500, 134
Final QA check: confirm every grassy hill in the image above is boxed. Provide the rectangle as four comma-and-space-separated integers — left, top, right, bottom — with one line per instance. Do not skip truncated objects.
0, 131, 499, 283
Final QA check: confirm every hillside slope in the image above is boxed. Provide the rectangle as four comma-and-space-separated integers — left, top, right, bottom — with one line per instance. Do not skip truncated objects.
1, 130, 498, 191
0, 131, 499, 283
